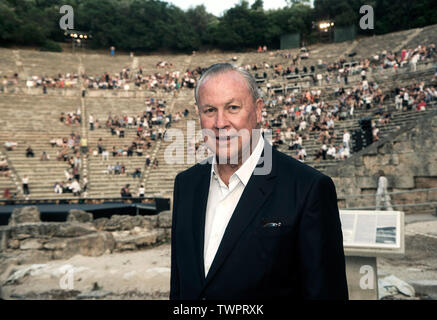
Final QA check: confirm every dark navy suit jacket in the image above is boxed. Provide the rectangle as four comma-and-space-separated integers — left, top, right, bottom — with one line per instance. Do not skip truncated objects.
170, 144, 348, 300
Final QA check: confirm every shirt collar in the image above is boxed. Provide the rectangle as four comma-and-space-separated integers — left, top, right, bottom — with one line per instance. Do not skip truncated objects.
211, 134, 264, 187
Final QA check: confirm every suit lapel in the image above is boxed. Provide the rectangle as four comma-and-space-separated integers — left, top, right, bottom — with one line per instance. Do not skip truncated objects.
203, 145, 277, 288
191, 161, 211, 286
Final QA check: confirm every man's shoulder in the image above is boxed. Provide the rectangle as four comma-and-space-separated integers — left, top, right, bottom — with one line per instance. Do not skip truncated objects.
174, 157, 212, 182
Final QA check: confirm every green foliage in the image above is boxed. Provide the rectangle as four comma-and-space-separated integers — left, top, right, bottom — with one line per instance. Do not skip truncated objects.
186, 5, 217, 47
0, 0, 21, 43
0, 0, 436, 51
314, 0, 437, 34
40, 39, 62, 51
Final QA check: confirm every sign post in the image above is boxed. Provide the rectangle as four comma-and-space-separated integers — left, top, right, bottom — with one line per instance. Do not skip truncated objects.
340, 210, 405, 300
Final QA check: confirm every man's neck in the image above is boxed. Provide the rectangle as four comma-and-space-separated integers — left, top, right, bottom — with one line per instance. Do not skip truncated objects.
214, 134, 262, 187
215, 163, 240, 187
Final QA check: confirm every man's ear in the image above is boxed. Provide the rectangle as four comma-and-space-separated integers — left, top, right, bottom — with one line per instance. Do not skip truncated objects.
255, 98, 263, 124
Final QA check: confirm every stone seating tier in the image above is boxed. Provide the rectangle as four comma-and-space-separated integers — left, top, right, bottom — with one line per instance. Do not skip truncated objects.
1, 31, 436, 199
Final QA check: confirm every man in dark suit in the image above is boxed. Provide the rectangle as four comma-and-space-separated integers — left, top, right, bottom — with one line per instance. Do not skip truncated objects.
170, 63, 348, 300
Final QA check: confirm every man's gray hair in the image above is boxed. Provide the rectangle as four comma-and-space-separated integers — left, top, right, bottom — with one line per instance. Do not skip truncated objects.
194, 63, 263, 105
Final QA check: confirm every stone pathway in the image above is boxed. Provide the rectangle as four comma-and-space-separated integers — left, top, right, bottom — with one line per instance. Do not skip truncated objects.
2, 219, 436, 300
378, 220, 437, 299
1, 243, 171, 300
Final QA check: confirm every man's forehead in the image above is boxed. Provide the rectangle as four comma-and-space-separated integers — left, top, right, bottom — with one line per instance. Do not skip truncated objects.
197, 74, 254, 109
199, 70, 249, 95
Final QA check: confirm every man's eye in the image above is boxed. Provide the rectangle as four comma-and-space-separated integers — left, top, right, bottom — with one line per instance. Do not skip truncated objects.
229, 105, 240, 112
203, 108, 215, 114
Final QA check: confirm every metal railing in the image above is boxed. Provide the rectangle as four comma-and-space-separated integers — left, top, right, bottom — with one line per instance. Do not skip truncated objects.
343, 202, 437, 211
339, 187, 437, 199
0, 196, 155, 204
339, 187, 437, 211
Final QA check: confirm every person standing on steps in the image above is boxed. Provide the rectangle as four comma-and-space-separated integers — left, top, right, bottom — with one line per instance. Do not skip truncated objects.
22, 175, 30, 199
376, 170, 393, 211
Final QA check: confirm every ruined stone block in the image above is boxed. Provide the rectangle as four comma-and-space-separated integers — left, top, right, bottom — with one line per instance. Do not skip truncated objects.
8, 239, 20, 249
53, 223, 97, 238
8, 206, 41, 225
20, 239, 43, 250
157, 211, 172, 229
67, 210, 93, 223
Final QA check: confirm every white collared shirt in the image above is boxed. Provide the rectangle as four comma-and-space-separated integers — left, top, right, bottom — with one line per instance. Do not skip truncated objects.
203, 135, 264, 277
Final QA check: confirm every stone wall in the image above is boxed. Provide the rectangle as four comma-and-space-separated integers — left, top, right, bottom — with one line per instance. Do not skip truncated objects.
326, 110, 437, 214
0, 207, 171, 274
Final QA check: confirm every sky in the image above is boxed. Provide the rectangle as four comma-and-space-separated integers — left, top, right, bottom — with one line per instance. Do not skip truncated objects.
167, 0, 291, 17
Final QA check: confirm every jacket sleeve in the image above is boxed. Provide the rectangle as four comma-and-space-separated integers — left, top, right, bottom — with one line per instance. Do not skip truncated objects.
297, 175, 349, 300
169, 174, 180, 300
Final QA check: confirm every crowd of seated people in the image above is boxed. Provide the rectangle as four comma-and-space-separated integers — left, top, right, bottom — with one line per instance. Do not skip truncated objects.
260, 64, 437, 164
100, 96, 167, 131
241, 43, 436, 89
2, 64, 194, 93
329, 44, 435, 77
82, 98, 170, 190
80, 64, 199, 92
260, 87, 348, 162
101, 162, 142, 180
1, 40, 436, 199
53, 178, 84, 196
60, 109, 82, 126
156, 61, 174, 68
103, 162, 126, 175
1, 73, 19, 86
134, 69, 180, 91
136, 66, 200, 91
44, 131, 86, 196
321, 44, 436, 85
22, 73, 80, 89
394, 82, 437, 112
3, 42, 435, 97
4, 72, 78, 90
4, 132, 86, 197
82, 67, 131, 90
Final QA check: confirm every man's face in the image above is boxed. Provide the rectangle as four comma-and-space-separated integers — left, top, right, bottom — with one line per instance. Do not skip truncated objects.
197, 70, 263, 164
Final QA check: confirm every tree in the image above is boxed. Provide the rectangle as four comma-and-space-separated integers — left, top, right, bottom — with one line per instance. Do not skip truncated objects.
251, 0, 263, 11
1, 0, 436, 52
186, 5, 216, 47
0, 0, 20, 44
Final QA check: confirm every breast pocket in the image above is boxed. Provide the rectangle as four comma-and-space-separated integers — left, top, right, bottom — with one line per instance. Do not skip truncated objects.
252, 225, 294, 262
254, 225, 293, 238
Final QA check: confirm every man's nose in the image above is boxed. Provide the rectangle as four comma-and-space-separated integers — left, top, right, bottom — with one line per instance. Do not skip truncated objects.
214, 110, 229, 129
